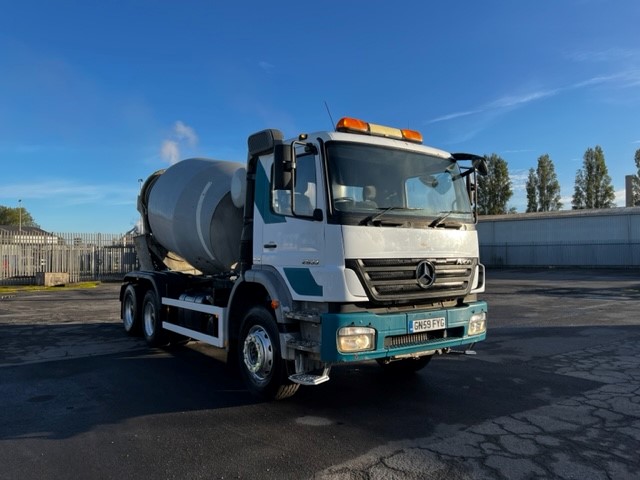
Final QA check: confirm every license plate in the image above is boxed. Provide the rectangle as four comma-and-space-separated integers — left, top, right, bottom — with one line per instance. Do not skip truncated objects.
409, 317, 446, 333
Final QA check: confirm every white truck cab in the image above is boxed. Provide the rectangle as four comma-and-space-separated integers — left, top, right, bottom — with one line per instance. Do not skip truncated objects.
122, 117, 488, 399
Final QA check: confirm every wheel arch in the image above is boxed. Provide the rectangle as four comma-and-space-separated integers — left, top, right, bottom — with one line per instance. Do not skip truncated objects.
227, 268, 293, 345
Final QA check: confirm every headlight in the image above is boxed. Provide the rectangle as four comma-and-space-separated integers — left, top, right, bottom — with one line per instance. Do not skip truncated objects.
337, 326, 376, 353
468, 312, 487, 335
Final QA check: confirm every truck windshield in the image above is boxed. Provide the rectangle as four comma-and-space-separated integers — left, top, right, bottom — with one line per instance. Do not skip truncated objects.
325, 142, 472, 226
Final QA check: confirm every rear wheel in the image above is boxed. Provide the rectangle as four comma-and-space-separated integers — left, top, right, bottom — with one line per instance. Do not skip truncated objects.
376, 355, 432, 374
122, 284, 141, 336
142, 289, 168, 347
238, 306, 299, 400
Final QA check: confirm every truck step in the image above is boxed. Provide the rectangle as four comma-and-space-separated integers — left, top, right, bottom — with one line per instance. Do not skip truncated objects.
449, 349, 477, 355
284, 310, 321, 323
286, 339, 320, 353
289, 371, 330, 386
449, 342, 477, 355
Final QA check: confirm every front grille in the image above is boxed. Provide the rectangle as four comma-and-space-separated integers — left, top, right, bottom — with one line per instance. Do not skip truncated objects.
384, 327, 465, 349
346, 257, 476, 302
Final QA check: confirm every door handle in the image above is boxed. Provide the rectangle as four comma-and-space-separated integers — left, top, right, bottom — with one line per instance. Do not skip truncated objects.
264, 243, 277, 249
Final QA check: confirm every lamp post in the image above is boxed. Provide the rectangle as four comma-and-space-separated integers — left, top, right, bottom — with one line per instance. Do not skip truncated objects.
18, 199, 22, 233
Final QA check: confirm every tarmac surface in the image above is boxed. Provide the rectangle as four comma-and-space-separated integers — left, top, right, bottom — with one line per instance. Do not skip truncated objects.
0, 269, 639, 479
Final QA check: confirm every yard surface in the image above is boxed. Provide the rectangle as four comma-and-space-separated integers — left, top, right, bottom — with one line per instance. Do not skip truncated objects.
1, 269, 639, 479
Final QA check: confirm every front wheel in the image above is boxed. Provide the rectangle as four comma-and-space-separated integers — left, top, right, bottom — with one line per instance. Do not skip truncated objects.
376, 355, 432, 374
238, 307, 299, 400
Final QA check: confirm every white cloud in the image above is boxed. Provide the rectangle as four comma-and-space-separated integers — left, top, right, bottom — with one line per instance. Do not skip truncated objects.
0, 180, 137, 206
615, 188, 626, 207
428, 71, 640, 128
160, 121, 199, 165
572, 73, 622, 88
488, 89, 559, 109
160, 140, 180, 165
560, 195, 573, 208
427, 89, 561, 126
427, 109, 482, 124
428, 88, 559, 125
509, 170, 530, 192
259, 61, 275, 73
174, 120, 198, 146
566, 47, 639, 63
501, 149, 535, 154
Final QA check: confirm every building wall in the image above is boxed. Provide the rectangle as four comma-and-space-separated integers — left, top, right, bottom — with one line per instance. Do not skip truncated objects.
478, 207, 640, 267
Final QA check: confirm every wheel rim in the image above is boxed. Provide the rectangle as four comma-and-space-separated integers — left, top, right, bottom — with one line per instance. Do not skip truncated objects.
242, 325, 274, 384
143, 301, 156, 338
123, 295, 135, 330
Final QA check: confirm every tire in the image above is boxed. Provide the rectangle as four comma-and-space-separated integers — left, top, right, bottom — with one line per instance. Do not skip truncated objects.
238, 306, 299, 400
376, 355, 433, 374
122, 284, 141, 336
142, 289, 168, 347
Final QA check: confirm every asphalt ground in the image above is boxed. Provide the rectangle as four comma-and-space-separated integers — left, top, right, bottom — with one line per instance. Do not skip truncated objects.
0, 269, 639, 479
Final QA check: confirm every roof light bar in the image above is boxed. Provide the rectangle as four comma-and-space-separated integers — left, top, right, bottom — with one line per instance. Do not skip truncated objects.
336, 117, 423, 144
336, 117, 368, 133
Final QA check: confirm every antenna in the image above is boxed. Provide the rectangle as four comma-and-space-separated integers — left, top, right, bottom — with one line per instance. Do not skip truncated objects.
324, 101, 336, 130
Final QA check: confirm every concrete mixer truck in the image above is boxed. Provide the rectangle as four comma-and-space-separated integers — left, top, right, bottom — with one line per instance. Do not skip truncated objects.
120, 117, 488, 399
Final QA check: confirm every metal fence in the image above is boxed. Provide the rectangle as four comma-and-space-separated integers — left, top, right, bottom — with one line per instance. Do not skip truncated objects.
0, 231, 138, 285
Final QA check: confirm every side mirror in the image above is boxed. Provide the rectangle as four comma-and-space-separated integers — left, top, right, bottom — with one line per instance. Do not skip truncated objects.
418, 174, 438, 187
473, 158, 489, 176
452, 153, 488, 178
273, 143, 293, 190
248, 129, 284, 157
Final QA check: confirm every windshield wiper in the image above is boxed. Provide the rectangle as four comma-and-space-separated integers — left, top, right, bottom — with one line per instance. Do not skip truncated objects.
360, 207, 416, 226
429, 211, 466, 228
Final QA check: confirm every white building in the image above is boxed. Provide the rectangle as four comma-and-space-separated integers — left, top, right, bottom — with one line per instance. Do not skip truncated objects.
478, 207, 640, 267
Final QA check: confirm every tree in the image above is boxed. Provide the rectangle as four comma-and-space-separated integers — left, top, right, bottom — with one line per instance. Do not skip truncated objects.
571, 146, 615, 209
526, 154, 562, 212
572, 170, 586, 210
525, 168, 538, 213
0, 205, 38, 227
633, 148, 640, 206
478, 154, 513, 215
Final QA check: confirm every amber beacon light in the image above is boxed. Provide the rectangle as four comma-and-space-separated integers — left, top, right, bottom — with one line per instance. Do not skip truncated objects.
336, 117, 423, 144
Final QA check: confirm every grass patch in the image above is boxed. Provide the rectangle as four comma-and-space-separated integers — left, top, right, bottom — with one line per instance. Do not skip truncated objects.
0, 281, 101, 294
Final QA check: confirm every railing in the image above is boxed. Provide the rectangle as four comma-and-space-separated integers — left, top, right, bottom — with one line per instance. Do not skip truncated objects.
0, 232, 139, 285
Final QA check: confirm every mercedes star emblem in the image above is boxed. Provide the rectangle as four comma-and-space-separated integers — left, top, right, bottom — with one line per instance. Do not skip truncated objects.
416, 260, 436, 289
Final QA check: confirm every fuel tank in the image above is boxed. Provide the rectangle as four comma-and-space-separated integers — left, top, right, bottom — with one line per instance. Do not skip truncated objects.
140, 158, 246, 274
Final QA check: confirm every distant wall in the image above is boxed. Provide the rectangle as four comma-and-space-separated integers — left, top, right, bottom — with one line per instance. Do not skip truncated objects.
478, 207, 640, 268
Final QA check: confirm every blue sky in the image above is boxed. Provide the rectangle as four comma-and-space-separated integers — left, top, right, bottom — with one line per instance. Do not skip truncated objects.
1, 0, 639, 232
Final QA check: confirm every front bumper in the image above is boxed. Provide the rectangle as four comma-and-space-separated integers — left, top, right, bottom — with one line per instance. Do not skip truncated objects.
320, 301, 487, 362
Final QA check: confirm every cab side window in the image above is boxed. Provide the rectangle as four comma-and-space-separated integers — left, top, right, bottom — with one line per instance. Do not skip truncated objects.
271, 152, 317, 217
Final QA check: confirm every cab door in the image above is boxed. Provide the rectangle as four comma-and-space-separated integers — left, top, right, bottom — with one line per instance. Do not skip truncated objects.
260, 142, 326, 299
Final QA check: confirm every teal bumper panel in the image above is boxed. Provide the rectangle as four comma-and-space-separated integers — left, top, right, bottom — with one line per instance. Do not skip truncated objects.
321, 301, 487, 362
